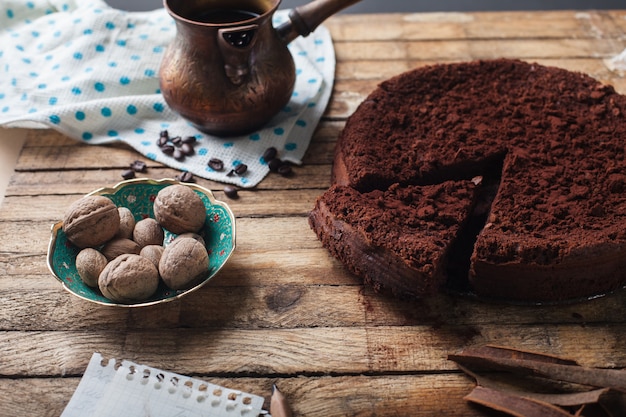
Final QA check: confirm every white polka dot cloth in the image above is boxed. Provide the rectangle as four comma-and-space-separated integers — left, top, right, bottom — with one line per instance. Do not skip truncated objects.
0, 0, 335, 187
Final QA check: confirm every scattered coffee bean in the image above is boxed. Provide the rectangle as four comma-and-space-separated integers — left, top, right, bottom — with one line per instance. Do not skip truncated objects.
160, 144, 175, 155
262, 146, 278, 162
277, 162, 293, 176
130, 160, 147, 173
121, 169, 136, 180
180, 143, 195, 156
171, 136, 182, 147
157, 135, 169, 147
234, 163, 248, 175
176, 171, 195, 182
173, 148, 185, 161
208, 158, 224, 171
182, 136, 197, 144
223, 185, 239, 199
268, 158, 283, 172
156, 131, 201, 161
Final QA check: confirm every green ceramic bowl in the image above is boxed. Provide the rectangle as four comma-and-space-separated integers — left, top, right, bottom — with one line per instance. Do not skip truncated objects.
47, 178, 236, 307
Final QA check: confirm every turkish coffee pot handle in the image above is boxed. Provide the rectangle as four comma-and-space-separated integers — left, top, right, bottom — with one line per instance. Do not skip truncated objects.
276, 0, 362, 44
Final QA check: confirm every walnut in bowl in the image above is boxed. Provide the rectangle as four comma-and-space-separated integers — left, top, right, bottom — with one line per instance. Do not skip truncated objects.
47, 178, 236, 307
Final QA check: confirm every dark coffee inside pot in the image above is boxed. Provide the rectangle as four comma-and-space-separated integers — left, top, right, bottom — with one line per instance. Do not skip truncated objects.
192, 9, 261, 24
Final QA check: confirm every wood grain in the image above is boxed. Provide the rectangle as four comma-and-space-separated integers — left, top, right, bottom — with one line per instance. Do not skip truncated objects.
1, 10, 626, 417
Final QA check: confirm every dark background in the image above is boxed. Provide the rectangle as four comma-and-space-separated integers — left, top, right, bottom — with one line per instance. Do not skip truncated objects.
105, 0, 625, 13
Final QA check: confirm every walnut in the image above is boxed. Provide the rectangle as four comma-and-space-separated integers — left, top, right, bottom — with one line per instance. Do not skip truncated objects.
62, 195, 120, 248
101, 238, 140, 261
116, 207, 136, 239
75, 248, 108, 287
99, 254, 160, 303
139, 245, 164, 270
159, 237, 209, 290
133, 218, 164, 248
153, 185, 206, 234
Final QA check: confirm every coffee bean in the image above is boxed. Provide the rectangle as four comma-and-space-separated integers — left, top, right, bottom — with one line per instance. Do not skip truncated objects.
182, 136, 197, 144
208, 158, 224, 171
223, 185, 239, 199
277, 162, 293, 176
173, 148, 185, 161
130, 160, 147, 172
157, 136, 169, 147
160, 144, 175, 155
159, 130, 169, 138
121, 169, 135, 180
171, 136, 182, 147
268, 158, 283, 172
176, 171, 194, 182
180, 143, 194, 156
262, 147, 278, 162
234, 163, 248, 175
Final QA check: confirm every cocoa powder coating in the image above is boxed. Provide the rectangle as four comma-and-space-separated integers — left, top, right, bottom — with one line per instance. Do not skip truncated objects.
314, 58, 626, 302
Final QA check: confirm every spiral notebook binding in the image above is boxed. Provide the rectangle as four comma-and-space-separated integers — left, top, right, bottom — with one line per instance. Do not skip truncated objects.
61, 353, 266, 417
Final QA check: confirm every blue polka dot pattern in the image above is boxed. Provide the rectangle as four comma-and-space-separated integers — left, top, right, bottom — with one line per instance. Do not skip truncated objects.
0, 4, 334, 188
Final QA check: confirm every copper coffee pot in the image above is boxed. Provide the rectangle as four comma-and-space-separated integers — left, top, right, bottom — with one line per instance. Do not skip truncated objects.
159, 0, 360, 136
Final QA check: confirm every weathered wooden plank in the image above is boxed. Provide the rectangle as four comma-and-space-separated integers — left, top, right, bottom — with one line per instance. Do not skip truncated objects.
326, 10, 626, 42
2, 271, 626, 331
0, 374, 485, 417
334, 38, 626, 62
1, 325, 624, 378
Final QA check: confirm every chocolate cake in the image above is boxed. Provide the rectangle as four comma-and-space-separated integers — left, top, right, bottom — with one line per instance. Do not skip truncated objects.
309, 59, 626, 303
309, 181, 481, 297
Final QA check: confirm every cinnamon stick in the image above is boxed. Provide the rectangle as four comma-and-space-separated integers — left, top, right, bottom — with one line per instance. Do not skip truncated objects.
457, 363, 612, 407
464, 385, 573, 417
449, 345, 626, 393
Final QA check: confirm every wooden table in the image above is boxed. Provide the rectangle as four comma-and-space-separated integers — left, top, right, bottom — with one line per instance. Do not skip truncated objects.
2, 10, 626, 417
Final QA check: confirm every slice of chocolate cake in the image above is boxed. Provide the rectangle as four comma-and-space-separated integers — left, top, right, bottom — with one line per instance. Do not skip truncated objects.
312, 58, 626, 303
309, 181, 480, 298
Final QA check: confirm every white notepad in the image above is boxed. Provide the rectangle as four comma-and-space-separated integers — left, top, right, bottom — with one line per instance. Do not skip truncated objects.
61, 353, 266, 417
